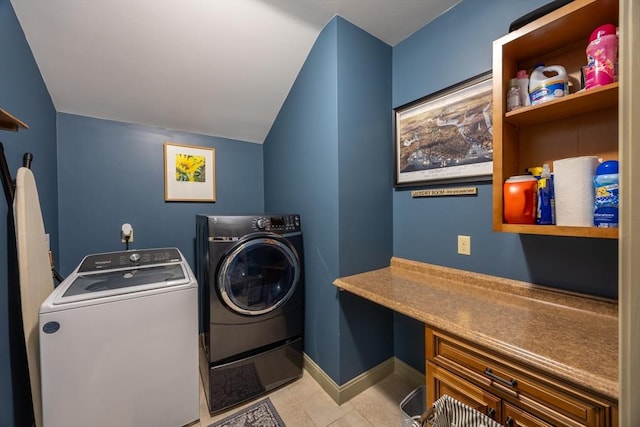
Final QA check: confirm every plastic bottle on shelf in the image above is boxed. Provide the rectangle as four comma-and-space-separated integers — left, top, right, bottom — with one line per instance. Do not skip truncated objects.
516, 69, 530, 106
593, 160, 619, 227
585, 24, 618, 90
538, 164, 555, 225
526, 165, 554, 225
529, 64, 569, 105
506, 78, 521, 112
503, 175, 537, 224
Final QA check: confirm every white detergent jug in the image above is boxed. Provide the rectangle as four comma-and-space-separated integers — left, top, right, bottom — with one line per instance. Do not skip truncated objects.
529, 65, 568, 105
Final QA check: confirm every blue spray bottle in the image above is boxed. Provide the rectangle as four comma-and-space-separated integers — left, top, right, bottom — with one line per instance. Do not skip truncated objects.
528, 164, 555, 225
538, 164, 555, 225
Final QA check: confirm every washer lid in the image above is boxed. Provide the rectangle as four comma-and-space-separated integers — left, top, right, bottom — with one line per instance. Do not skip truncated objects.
53, 263, 189, 305
77, 248, 183, 272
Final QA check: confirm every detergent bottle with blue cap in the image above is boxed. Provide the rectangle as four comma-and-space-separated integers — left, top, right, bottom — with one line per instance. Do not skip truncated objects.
529, 64, 569, 105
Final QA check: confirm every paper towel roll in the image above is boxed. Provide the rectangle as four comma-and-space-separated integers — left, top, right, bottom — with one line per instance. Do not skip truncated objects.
553, 156, 599, 226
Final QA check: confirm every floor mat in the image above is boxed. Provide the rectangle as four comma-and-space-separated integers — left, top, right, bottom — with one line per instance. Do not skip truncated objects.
210, 362, 266, 411
208, 398, 285, 427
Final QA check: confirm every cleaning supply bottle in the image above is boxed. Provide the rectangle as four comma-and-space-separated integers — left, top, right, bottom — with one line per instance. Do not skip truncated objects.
529, 64, 569, 105
516, 69, 531, 106
526, 165, 554, 225
593, 160, 619, 227
538, 164, 555, 225
585, 24, 618, 90
503, 175, 537, 224
506, 78, 521, 112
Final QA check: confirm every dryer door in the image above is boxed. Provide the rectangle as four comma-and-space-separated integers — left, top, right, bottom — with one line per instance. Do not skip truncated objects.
217, 235, 300, 315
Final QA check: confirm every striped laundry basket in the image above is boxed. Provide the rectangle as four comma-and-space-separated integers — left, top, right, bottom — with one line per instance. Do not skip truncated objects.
407, 394, 504, 427
428, 395, 503, 427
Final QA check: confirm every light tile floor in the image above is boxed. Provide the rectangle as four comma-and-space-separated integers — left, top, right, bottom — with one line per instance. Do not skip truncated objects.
196, 369, 417, 426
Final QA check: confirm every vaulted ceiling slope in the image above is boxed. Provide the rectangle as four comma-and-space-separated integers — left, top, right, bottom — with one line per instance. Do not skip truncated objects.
10, 0, 460, 143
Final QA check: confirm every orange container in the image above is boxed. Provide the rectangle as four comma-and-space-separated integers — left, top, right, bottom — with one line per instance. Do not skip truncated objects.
503, 175, 537, 224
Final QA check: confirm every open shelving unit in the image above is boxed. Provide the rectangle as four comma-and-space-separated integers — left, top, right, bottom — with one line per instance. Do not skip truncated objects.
492, 0, 619, 239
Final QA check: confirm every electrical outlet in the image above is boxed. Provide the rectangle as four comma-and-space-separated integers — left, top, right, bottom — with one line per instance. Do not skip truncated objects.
457, 235, 471, 255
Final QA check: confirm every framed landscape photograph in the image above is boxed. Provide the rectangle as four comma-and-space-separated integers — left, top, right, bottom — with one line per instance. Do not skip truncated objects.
164, 142, 216, 202
394, 71, 493, 187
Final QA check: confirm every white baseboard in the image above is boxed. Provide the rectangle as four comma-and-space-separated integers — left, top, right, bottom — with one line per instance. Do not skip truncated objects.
302, 353, 425, 405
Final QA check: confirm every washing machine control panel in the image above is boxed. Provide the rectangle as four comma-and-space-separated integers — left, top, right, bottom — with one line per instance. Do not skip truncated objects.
77, 248, 182, 272
252, 215, 300, 233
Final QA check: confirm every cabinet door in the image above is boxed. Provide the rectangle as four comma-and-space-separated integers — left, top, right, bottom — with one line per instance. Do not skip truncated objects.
427, 361, 502, 421
427, 327, 614, 426
504, 401, 553, 427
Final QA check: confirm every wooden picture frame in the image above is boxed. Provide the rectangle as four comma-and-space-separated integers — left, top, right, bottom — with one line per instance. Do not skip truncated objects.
164, 142, 216, 202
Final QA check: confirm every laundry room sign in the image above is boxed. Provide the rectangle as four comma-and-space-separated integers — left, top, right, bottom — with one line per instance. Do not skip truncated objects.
164, 142, 216, 202
411, 186, 477, 198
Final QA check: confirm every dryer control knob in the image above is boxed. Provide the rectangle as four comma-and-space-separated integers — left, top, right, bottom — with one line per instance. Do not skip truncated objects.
256, 218, 266, 229
129, 253, 141, 263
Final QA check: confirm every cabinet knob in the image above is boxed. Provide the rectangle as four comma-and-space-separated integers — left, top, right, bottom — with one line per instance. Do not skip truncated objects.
505, 416, 514, 427
487, 407, 496, 419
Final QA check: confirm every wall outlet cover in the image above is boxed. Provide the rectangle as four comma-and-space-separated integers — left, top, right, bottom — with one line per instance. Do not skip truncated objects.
457, 235, 471, 255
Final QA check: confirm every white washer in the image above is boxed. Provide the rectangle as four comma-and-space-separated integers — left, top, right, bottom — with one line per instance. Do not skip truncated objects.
39, 248, 199, 427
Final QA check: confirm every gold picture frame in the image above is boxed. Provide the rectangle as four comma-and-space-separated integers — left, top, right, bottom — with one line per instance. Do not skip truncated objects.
164, 142, 216, 202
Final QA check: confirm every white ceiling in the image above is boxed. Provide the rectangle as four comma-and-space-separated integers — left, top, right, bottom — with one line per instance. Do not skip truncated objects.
10, 0, 460, 144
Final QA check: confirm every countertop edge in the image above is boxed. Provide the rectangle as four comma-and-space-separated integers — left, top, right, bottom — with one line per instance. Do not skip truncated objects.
333, 259, 619, 401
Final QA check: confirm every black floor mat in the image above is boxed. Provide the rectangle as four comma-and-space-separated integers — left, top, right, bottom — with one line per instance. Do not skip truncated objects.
210, 362, 265, 412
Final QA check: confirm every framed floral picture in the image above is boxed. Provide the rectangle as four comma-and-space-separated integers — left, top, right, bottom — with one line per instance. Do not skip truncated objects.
164, 142, 216, 202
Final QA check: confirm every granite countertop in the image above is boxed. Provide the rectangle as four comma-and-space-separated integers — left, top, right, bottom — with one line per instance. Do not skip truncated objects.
333, 257, 618, 401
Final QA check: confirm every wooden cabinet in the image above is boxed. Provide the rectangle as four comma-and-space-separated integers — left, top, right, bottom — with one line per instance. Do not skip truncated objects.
504, 401, 553, 427
492, 0, 619, 239
426, 327, 617, 426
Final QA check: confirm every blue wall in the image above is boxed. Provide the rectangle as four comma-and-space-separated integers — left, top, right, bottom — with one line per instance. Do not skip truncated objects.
392, 0, 619, 372
264, 17, 341, 382
335, 18, 393, 383
264, 17, 393, 384
392, 0, 618, 297
56, 114, 264, 275
0, 0, 58, 425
